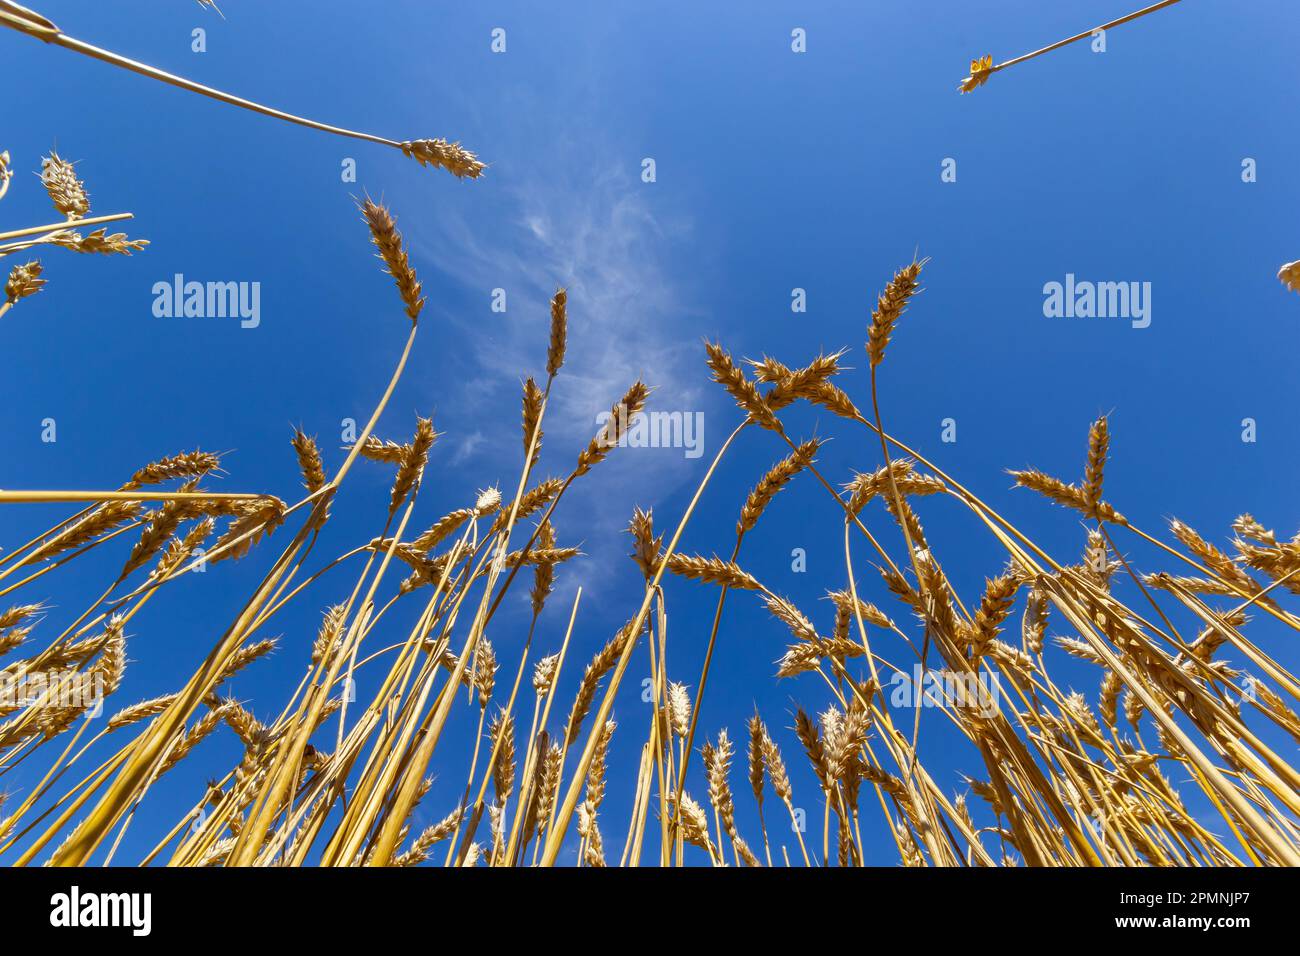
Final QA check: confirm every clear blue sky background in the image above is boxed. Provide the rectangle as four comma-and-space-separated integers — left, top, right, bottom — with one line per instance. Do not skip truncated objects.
2, 0, 1297, 865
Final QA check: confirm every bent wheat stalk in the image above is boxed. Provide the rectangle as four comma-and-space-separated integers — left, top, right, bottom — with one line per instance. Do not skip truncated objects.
960, 0, 1186, 93
0, 1, 484, 179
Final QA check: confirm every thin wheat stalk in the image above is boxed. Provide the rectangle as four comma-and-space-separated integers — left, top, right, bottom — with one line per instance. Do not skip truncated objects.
0, 212, 133, 244
960, 0, 1186, 93
0, 1, 484, 178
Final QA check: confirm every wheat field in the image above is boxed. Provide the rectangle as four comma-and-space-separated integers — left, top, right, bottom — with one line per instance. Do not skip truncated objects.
2, 0, 1298, 869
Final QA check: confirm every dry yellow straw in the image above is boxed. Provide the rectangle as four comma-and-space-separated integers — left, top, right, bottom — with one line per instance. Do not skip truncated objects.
0, 1, 484, 178
0, 490, 262, 503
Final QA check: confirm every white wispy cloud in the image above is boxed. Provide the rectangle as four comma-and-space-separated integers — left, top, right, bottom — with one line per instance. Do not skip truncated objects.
407, 127, 720, 591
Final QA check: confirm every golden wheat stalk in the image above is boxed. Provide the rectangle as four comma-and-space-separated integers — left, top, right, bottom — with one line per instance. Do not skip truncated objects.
960, 0, 1186, 93
0, 1, 484, 178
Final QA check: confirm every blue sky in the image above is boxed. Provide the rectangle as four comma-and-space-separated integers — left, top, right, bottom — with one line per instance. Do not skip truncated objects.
2, 0, 1298, 865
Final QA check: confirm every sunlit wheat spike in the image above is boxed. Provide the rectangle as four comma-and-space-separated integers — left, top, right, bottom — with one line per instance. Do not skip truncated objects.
0, 149, 12, 200
1235, 538, 1300, 597
738, 438, 820, 535
758, 350, 845, 410
209, 696, 264, 747
574, 380, 651, 476
474, 486, 501, 516
88, 629, 126, 696
867, 258, 925, 368
216, 638, 277, 684
1100, 671, 1122, 729
121, 449, 220, 490
395, 808, 463, 866
389, 417, 437, 513
120, 493, 198, 580
153, 516, 213, 581
311, 604, 347, 668
21, 499, 141, 565
764, 593, 819, 643
794, 708, 829, 789
826, 589, 893, 629
1082, 415, 1109, 509
746, 713, 766, 807
776, 636, 863, 678
49, 227, 148, 256
1243, 678, 1300, 744
1021, 586, 1048, 654
824, 703, 869, 782
360, 198, 424, 322
704, 340, 779, 430
376, 538, 450, 589
489, 708, 516, 802
1233, 513, 1276, 547
584, 720, 616, 811
0, 624, 29, 658
626, 506, 662, 579
747, 354, 794, 384
353, 435, 408, 464
411, 508, 474, 552
156, 704, 232, 775
566, 621, 639, 746
40, 151, 88, 219
532, 653, 560, 695
971, 573, 1020, 648
1165, 519, 1274, 601
844, 459, 945, 514
125, 697, 196, 764
497, 545, 579, 571
547, 287, 567, 377
210, 496, 286, 563
667, 682, 692, 738
473, 638, 498, 708
521, 376, 544, 466
664, 553, 761, 591
0, 602, 40, 637
398, 139, 485, 179
806, 379, 862, 421
672, 791, 716, 859
1009, 467, 1126, 525
291, 431, 326, 494
986, 639, 1036, 678
759, 729, 792, 804
4, 259, 45, 306
704, 729, 758, 864
529, 520, 558, 617
579, 809, 606, 867
1280, 260, 1300, 294
490, 477, 562, 533
534, 742, 563, 838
